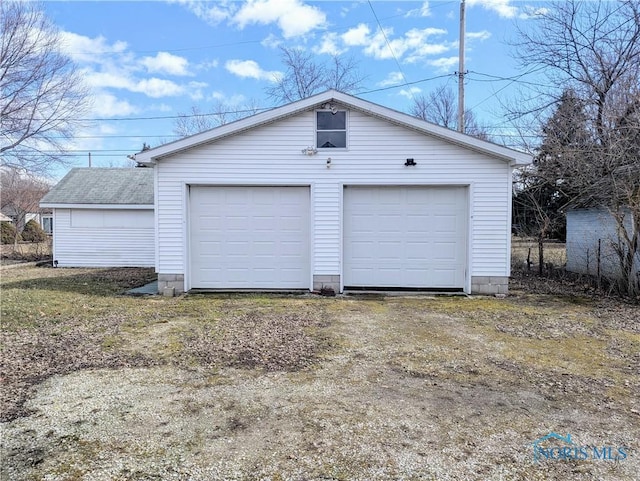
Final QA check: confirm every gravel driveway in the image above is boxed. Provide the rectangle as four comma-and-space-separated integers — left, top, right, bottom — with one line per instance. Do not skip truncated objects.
1, 267, 638, 480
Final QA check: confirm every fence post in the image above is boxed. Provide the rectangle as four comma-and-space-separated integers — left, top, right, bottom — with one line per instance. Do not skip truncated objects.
597, 238, 602, 289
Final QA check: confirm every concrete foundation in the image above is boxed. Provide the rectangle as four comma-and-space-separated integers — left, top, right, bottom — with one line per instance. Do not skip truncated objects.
471, 276, 509, 295
313, 275, 340, 293
157, 273, 184, 296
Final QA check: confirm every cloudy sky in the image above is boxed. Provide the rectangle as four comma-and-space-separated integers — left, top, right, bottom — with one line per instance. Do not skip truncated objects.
43, 0, 548, 177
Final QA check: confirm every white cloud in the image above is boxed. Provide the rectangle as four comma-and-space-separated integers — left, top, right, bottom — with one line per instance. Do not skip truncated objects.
83, 67, 188, 99
428, 56, 459, 72
399, 87, 421, 99
406, 1, 431, 18
60, 31, 128, 64
468, 0, 517, 19
341, 24, 451, 62
84, 71, 134, 90
225, 59, 280, 81
141, 52, 191, 76
98, 124, 118, 135
135, 78, 185, 98
210, 92, 248, 106
467, 30, 492, 41
59, 31, 203, 100
345, 26, 451, 62
519, 6, 549, 19
342, 24, 371, 47
261, 33, 282, 49
91, 92, 139, 117
315, 33, 346, 56
172, 0, 234, 25
377, 72, 404, 87
187, 81, 209, 100
233, 0, 326, 38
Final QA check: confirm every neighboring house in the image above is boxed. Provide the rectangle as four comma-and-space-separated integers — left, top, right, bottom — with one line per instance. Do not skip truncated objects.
0, 207, 52, 234
135, 90, 531, 295
0, 212, 13, 223
40, 168, 154, 267
566, 208, 639, 280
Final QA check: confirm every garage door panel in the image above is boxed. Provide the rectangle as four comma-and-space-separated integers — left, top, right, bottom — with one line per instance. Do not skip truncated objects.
344, 186, 466, 289
433, 242, 458, 260
190, 186, 310, 289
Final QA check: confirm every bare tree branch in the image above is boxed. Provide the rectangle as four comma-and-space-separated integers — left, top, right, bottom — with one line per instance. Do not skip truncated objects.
410, 85, 491, 140
265, 47, 364, 104
0, 1, 91, 174
173, 100, 261, 138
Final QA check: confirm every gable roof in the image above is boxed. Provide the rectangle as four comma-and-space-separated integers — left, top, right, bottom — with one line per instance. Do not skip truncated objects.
40, 168, 154, 208
134, 90, 532, 167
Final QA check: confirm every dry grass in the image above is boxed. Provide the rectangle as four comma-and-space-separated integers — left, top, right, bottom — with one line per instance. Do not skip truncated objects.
0, 240, 52, 263
1, 266, 639, 480
511, 237, 567, 270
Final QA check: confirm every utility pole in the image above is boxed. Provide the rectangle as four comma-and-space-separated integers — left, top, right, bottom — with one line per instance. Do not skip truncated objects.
457, 0, 466, 133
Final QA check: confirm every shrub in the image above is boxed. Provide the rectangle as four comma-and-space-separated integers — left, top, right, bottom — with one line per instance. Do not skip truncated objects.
21, 219, 48, 243
1, 221, 21, 244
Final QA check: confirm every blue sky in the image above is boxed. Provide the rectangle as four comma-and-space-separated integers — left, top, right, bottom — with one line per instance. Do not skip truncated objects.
43, 0, 548, 178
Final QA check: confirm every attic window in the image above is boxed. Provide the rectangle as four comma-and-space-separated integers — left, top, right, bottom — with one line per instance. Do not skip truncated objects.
317, 110, 346, 148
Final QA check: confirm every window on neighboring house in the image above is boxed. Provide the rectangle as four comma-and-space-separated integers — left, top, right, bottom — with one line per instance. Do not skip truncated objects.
317, 110, 346, 149
42, 216, 53, 235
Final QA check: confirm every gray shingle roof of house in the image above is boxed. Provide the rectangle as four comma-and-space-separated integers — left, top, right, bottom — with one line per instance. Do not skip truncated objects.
40, 168, 154, 206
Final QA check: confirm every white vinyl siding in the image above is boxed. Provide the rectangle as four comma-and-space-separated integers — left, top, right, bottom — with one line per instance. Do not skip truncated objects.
70, 209, 154, 229
155, 107, 512, 289
52, 208, 154, 267
566, 208, 639, 279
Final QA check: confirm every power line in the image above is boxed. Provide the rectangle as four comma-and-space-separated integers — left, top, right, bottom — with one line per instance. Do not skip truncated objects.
360, 73, 454, 95
367, 0, 417, 104
10, 74, 455, 124
466, 64, 550, 112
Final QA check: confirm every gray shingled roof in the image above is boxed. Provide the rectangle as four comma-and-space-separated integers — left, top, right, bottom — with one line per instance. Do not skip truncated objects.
40, 168, 154, 206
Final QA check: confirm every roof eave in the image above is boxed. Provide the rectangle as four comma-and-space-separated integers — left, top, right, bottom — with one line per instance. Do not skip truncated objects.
133, 89, 534, 166
134, 91, 337, 163
40, 203, 154, 209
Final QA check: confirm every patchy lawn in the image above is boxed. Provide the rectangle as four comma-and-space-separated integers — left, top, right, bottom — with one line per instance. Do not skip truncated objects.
1, 266, 638, 480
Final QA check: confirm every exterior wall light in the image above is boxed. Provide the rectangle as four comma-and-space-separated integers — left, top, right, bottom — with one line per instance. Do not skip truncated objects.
405, 158, 417, 166
302, 147, 318, 156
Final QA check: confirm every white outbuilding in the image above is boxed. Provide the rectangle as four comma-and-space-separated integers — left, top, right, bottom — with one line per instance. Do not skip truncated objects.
134, 90, 532, 295
40, 168, 155, 268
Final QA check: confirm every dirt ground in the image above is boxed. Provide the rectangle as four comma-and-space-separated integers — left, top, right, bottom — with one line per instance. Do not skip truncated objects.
1, 266, 638, 480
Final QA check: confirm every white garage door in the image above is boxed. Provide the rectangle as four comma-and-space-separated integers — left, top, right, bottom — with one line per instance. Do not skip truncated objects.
344, 186, 467, 289
189, 186, 310, 289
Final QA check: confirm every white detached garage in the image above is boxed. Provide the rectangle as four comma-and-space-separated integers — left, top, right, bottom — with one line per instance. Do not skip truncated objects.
40, 168, 155, 268
135, 90, 531, 295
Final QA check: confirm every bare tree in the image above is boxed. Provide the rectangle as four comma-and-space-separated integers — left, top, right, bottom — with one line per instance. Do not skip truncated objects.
410, 85, 490, 140
511, 0, 640, 297
0, 167, 50, 234
265, 47, 364, 104
513, 1, 640, 143
173, 100, 261, 137
0, 1, 90, 174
